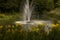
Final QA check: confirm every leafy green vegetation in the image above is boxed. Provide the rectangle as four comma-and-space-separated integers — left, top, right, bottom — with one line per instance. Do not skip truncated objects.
0, 0, 60, 40
0, 21, 59, 40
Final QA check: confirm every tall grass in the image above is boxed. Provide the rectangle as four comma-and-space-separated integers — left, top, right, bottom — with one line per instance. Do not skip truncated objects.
0, 22, 59, 40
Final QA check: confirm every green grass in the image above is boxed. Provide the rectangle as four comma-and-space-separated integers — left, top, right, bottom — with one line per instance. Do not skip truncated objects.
0, 12, 60, 40
0, 23, 59, 40
0, 13, 22, 25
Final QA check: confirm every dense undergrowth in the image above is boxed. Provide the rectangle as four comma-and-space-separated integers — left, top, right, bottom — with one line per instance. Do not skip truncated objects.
0, 12, 60, 40
0, 20, 59, 40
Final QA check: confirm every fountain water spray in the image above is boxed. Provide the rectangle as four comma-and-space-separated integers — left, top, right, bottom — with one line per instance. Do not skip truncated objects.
23, 0, 34, 22
15, 0, 53, 34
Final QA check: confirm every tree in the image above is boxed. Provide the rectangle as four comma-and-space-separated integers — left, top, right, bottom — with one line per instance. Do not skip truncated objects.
0, 0, 22, 12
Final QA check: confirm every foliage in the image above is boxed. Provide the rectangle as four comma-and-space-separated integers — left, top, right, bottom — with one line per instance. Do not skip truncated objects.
0, 0, 60, 12
0, 0, 22, 12
0, 0, 60, 40
0, 20, 59, 40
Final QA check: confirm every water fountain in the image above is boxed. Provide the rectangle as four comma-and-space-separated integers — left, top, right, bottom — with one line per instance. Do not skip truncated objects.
15, 0, 35, 25
15, 0, 52, 34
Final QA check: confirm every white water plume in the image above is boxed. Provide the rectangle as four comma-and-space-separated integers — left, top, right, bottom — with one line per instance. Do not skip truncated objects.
15, 0, 53, 34
23, 0, 34, 22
